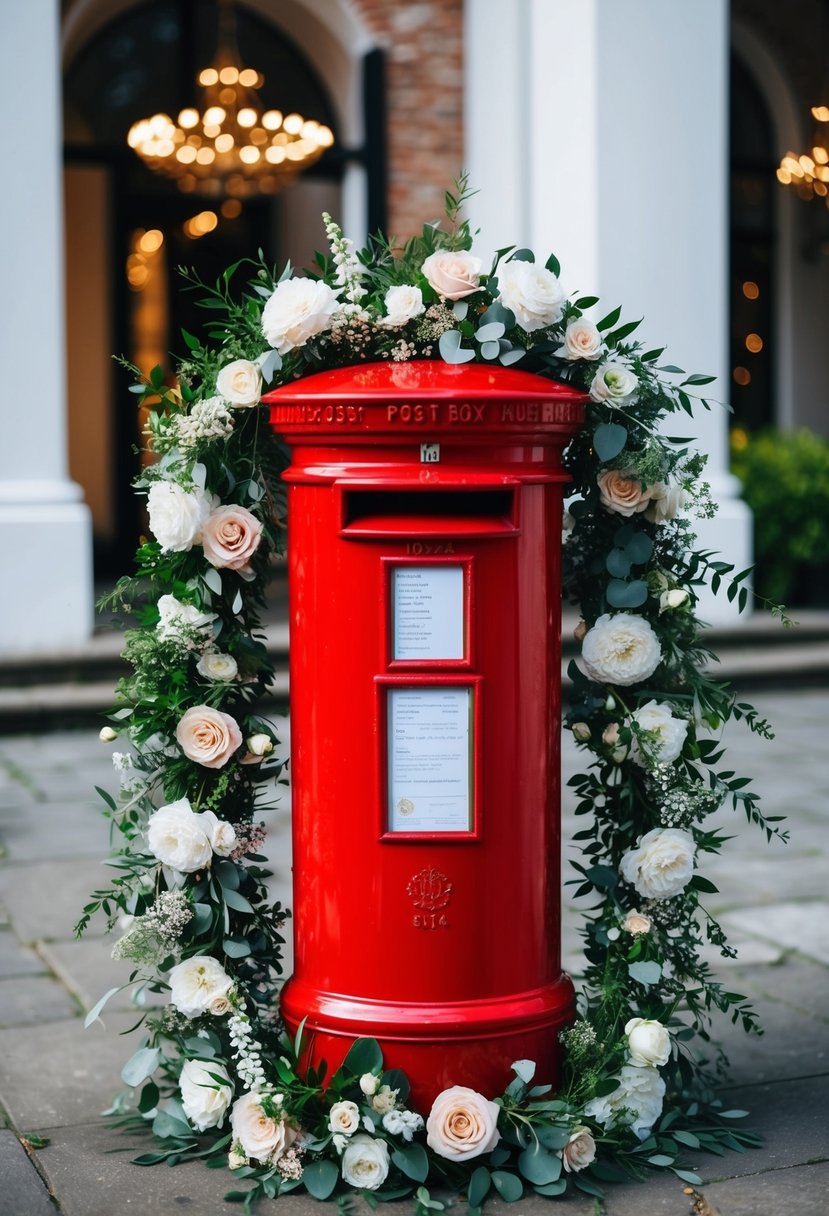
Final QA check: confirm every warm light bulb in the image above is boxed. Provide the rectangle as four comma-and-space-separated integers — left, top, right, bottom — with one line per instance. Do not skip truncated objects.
203, 106, 226, 126
266, 146, 286, 164
283, 113, 303, 135
196, 147, 216, 165
215, 133, 235, 153
219, 66, 239, 85
239, 69, 259, 88
139, 229, 164, 254
239, 145, 261, 164
238, 107, 258, 128
199, 68, 219, 86
176, 145, 197, 164
262, 110, 283, 130
178, 108, 199, 129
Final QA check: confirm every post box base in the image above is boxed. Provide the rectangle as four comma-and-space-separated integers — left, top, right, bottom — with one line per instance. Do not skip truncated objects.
281, 974, 576, 1112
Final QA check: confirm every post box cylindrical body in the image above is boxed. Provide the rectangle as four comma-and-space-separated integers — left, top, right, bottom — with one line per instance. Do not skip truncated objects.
265, 361, 586, 1111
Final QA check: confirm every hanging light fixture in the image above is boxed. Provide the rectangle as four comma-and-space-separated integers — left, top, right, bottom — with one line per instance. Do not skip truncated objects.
776, 106, 829, 205
127, 0, 334, 198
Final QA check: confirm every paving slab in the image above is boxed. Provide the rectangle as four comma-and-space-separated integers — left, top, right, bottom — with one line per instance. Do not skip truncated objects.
0, 974, 80, 1027
701, 1159, 829, 1216
0, 930, 47, 978
720, 901, 829, 965
0, 1129, 56, 1216
38, 938, 166, 1015
0, 860, 111, 942
0, 798, 111, 863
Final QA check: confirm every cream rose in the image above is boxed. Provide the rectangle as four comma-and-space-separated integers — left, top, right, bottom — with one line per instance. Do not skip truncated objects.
359, 1073, 379, 1096
623, 910, 653, 936
597, 470, 654, 517
561, 1126, 596, 1173
147, 798, 213, 871
168, 955, 233, 1018
199, 809, 237, 857
583, 1064, 665, 1140
230, 1091, 297, 1164
176, 705, 243, 769
261, 277, 339, 354
497, 260, 565, 332
216, 359, 262, 408
380, 284, 425, 327
625, 1017, 671, 1068
180, 1059, 233, 1131
329, 1100, 361, 1137
197, 651, 239, 682
558, 319, 603, 361
619, 827, 696, 900
589, 361, 638, 406
426, 1086, 500, 1161
646, 481, 686, 523
201, 504, 263, 573
340, 1134, 390, 1190
581, 613, 662, 687
630, 699, 688, 766
147, 481, 215, 552
421, 250, 483, 300
209, 993, 232, 1016
156, 594, 215, 644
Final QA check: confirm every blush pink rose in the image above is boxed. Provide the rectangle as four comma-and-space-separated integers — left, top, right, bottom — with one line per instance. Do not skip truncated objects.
202, 505, 263, 572
426, 1086, 500, 1161
421, 251, 483, 300
176, 706, 243, 769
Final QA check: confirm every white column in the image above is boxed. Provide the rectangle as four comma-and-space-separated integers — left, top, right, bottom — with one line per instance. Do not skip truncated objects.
466, 0, 751, 624
0, 0, 92, 654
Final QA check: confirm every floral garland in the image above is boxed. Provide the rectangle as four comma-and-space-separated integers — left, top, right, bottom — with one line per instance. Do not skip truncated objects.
81, 179, 788, 1211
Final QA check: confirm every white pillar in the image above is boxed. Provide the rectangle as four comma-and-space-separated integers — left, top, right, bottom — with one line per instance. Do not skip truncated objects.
466, 0, 751, 624
0, 0, 92, 654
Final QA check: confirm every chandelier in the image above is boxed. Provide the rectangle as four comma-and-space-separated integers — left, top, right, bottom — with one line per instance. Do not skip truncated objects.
776, 106, 829, 205
127, 0, 334, 198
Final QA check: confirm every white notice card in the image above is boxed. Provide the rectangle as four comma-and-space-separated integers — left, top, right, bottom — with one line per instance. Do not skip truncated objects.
392, 566, 464, 660
387, 687, 472, 833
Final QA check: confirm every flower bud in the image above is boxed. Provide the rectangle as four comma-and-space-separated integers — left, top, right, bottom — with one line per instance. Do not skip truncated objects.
359, 1073, 379, 1096
573, 619, 588, 642
660, 588, 690, 613
602, 722, 620, 746
604, 695, 616, 712
571, 722, 591, 742
99, 726, 117, 743
245, 733, 274, 757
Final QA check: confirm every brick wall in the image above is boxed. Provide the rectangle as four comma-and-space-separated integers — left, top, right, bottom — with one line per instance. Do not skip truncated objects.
351, 0, 464, 237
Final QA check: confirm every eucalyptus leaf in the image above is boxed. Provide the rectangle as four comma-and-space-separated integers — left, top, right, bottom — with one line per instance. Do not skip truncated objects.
203, 567, 222, 596
623, 531, 654, 565
191, 463, 207, 489
121, 1045, 161, 1087
491, 1171, 523, 1202
534, 1180, 567, 1197
302, 1159, 339, 1200
606, 579, 648, 608
84, 986, 121, 1028
391, 1143, 429, 1183
192, 902, 213, 935
499, 348, 525, 366
439, 329, 475, 365
222, 888, 254, 914
606, 549, 632, 578
517, 1146, 562, 1185
593, 422, 628, 462
467, 1166, 491, 1208
259, 348, 282, 383
480, 340, 501, 360
231, 589, 243, 615
475, 322, 506, 343
480, 301, 516, 329
511, 1059, 536, 1084
222, 938, 252, 958
628, 960, 663, 985
452, 301, 469, 320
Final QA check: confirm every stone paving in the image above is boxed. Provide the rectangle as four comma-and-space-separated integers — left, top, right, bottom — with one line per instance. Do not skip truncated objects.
0, 691, 827, 1214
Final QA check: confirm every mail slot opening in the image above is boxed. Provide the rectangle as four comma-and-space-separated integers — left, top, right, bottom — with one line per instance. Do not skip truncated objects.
342, 488, 517, 537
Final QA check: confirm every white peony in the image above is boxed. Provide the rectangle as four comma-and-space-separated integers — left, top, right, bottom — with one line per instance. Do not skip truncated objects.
625, 1017, 671, 1068
147, 798, 213, 872
496, 260, 565, 332
329, 1100, 361, 1137
380, 284, 425, 326
230, 1091, 297, 1164
581, 613, 662, 687
619, 827, 696, 900
180, 1058, 234, 1131
261, 277, 339, 354
557, 318, 603, 361
169, 955, 233, 1018
583, 1064, 665, 1140
589, 361, 638, 406
196, 651, 238, 682
340, 1134, 390, 1190
630, 699, 688, 766
146, 481, 215, 552
216, 359, 262, 408
156, 594, 215, 644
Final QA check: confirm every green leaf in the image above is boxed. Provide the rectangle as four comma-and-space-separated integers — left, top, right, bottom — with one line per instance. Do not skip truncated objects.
439, 329, 475, 365
491, 1171, 523, 1202
192, 903, 213, 935
223, 938, 252, 958
673, 1169, 703, 1184
138, 1081, 160, 1113
302, 1159, 339, 1200
510, 248, 535, 263
342, 1037, 384, 1076
681, 373, 716, 386
536, 1125, 571, 1151
587, 863, 618, 890
511, 1059, 536, 1084
673, 1130, 701, 1149
222, 888, 254, 914
597, 305, 622, 332
593, 422, 628, 462
152, 1107, 193, 1140
94, 785, 117, 811
122, 1045, 161, 1087
689, 875, 719, 893
545, 252, 561, 277
84, 986, 121, 1028
518, 1146, 562, 1185
719, 1109, 750, 1119
203, 567, 222, 596
628, 960, 663, 985
534, 1180, 567, 1196
606, 579, 648, 608
381, 1068, 410, 1104
467, 1167, 491, 1208
391, 1143, 429, 1183
647, 1154, 675, 1167
475, 322, 506, 343
606, 549, 632, 578
623, 532, 654, 565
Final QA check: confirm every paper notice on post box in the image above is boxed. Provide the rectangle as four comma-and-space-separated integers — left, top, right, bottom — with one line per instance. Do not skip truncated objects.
387, 686, 472, 832
392, 566, 464, 660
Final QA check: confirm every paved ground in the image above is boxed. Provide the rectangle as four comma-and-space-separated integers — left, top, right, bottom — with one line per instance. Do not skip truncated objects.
0, 690, 827, 1214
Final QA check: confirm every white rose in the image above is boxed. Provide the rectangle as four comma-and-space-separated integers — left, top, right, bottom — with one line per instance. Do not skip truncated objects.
497, 260, 565, 332
147, 798, 213, 872
169, 955, 233, 1018
246, 733, 274, 757
561, 1126, 596, 1173
426, 1086, 500, 1161
180, 1058, 233, 1131
199, 809, 237, 857
571, 722, 591, 742
380, 285, 425, 327
359, 1073, 379, 1096
230, 1091, 297, 1165
261, 277, 339, 354
660, 588, 690, 613
228, 1142, 247, 1169
619, 827, 696, 900
197, 652, 238, 682
581, 613, 662, 687
421, 250, 483, 300
329, 1100, 361, 1137
583, 1064, 665, 1140
589, 361, 638, 405
557, 319, 602, 361
209, 994, 232, 1016
646, 482, 686, 523
623, 910, 653, 936
216, 359, 262, 408
146, 481, 215, 552
340, 1134, 390, 1190
156, 594, 215, 644
630, 700, 688, 766
625, 1017, 671, 1068
99, 726, 117, 742
370, 1085, 398, 1115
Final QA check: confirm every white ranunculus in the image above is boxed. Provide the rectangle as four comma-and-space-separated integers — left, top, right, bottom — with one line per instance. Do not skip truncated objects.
168, 955, 233, 1018
646, 481, 686, 523
583, 1064, 665, 1140
557, 318, 603, 361
329, 1100, 361, 1137
420, 250, 482, 300
230, 1091, 297, 1165
146, 481, 215, 552
381, 284, 425, 326
197, 651, 238, 682
619, 827, 696, 900
261, 277, 339, 354
426, 1086, 501, 1161
630, 700, 688, 766
216, 359, 262, 408
199, 809, 237, 857
497, 260, 565, 332
147, 798, 213, 872
180, 1058, 234, 1131
625, 1017, 671, 1068
581, 613, 662, 687
589, 361, 638, 406
561, 1126, 597, 1173
156, 594, 215, 644
340, 1134, 390, 1190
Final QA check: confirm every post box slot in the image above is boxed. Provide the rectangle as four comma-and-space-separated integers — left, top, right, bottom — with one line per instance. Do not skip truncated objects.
342, 489, 517, 536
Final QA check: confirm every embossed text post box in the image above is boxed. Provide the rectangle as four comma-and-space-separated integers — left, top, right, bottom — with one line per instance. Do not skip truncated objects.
265, 361, 586, 1109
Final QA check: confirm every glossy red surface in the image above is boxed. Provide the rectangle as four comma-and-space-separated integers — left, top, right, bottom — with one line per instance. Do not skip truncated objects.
264, 361, 587, 1111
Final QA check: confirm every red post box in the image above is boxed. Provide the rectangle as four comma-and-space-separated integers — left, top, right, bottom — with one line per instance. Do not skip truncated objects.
265, 361, 586, 1110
